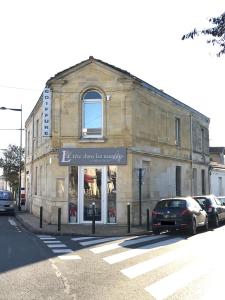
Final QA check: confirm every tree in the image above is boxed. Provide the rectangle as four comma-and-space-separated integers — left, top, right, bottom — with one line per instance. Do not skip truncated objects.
0, 144, 24, 194
182, 12, 225, 57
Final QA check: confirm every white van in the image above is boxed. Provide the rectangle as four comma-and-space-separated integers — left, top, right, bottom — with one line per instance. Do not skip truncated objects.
0, 190, 15, 215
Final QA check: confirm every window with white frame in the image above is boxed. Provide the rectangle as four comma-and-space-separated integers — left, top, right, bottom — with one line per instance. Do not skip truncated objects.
82, 90, 103, 138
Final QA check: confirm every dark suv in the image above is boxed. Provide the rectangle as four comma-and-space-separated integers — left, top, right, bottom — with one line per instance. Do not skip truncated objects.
152, 197, 208, 235
193, 195, 225, 228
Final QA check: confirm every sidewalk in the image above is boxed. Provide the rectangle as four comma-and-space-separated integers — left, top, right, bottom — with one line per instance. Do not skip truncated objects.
15, 210, 151, 237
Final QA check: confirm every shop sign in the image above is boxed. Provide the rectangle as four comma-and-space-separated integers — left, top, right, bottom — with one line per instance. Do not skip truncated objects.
42, 87, 52, 137
59, 148, 127, 165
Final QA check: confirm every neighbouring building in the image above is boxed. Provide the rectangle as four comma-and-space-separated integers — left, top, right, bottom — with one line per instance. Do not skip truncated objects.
25, 57, 210, 225
209, 147, 225, 196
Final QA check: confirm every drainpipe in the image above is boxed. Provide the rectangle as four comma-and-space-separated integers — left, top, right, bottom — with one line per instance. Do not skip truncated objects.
190, 114, 193, 195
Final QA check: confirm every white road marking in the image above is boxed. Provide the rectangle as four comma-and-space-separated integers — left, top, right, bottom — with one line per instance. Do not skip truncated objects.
39, 237, 56, 240
52, 249, 73, 253
121, 246, 191, 278
43, 240, 61, 244
103, 237, 184, 264
71, 236, 98, 241
80, 236, 122, 246
47, 244, 67, 248
58, 255, 81, 260
8, 218, 17, 226
90, 235, 163, 254
145, 262, 211, 300
37, 235, 52, 238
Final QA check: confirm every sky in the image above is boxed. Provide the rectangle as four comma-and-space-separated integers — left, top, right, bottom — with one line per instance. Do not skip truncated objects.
0, 0, 224, 150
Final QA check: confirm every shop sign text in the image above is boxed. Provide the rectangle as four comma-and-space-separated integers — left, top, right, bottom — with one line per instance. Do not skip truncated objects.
59, 148, 127, 165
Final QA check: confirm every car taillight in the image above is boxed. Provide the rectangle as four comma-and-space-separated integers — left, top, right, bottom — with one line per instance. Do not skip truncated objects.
180, 209, 191, 216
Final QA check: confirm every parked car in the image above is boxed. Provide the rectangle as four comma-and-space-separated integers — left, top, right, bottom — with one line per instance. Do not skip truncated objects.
0, 190, 15, 216
152, 196, 208, 235
193, 194, 225, 228
217, 196, 225, 206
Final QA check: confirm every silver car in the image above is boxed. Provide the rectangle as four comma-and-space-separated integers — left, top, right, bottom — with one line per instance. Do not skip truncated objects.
0, 190, 15, 215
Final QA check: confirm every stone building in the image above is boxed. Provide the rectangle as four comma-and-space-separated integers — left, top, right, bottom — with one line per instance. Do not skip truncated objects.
209, 147, 225, 196
25, 57, 210, 225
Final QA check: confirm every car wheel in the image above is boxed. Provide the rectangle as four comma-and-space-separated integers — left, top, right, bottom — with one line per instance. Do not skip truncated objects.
213, 215, 219, 228
204, 217, 209, 231
188, 218, 197, 235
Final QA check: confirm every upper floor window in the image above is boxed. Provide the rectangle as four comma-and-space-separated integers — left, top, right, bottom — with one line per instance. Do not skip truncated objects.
175, 118, 181, 147
201, 128, 204, 153
36, 119, 39, 148
82, 90, 103, 138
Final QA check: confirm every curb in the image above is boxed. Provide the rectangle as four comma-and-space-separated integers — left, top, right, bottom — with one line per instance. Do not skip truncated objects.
15, 213, 152, 237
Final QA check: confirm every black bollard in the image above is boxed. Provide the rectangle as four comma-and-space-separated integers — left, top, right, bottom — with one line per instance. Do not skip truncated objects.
127, 203, 130, 233
146, 208, 150, 231
40, 206, 43, 228
58, 208, 61, 232
92, 202, 95, 234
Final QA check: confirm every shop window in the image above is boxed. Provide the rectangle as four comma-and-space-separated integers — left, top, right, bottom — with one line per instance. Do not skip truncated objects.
107, 166, 117, 223
82, 90, 103, 138
68, 166, 78, 223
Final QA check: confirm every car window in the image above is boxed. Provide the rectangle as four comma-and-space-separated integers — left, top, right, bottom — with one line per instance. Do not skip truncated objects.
219, 198, 225, 205
215, 198, 223, 205
157, 200, 186, 209
190, 200, 201, 210
194, 198, 211, 207
0, 191, 13, 201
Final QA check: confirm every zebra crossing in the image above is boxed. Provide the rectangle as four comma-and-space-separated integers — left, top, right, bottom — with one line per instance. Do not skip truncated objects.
37, 235, 81, 260
70, 232, 218, 299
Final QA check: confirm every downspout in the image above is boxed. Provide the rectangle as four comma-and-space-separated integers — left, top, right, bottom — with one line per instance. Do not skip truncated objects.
190, 114, 193, 195
30, 114, 35, 213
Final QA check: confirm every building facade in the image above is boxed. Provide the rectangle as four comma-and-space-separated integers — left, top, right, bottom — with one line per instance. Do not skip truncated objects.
209, 147, 225, 196
25, 57, 210, 225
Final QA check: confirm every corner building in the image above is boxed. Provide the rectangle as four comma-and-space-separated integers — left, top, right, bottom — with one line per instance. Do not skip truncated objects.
25, 57, 210, 225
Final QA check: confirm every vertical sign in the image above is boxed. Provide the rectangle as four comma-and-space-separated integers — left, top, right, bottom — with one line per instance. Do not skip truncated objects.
42, 87, 52, 137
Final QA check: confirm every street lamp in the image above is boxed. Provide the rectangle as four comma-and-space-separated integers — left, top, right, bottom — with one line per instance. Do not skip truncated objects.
0, 106, 23, 211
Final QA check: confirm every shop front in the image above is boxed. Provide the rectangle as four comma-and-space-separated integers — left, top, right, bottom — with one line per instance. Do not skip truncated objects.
59, 147, 127, 224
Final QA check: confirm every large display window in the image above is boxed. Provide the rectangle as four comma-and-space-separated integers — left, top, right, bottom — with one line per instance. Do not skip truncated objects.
68, 165, 117, 224
68, 166, 78, 223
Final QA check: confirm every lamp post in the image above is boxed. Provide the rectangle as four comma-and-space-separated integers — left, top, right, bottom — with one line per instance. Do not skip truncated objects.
0, 106, 23, 211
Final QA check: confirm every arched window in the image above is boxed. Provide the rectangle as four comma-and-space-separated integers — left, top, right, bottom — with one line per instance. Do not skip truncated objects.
82, 90, 103, 138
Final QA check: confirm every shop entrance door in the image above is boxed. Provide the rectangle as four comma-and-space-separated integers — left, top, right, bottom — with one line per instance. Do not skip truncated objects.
80, 167, 105, 223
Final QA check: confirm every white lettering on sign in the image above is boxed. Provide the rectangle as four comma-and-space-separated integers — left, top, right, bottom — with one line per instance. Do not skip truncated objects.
42, 88, 51, 137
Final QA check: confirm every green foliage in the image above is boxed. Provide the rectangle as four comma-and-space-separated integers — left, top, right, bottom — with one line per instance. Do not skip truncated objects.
182, 12, 225, 57
0, 144, 24, 192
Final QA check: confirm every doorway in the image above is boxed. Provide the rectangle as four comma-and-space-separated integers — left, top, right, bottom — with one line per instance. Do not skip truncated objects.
80, 166, 106, 223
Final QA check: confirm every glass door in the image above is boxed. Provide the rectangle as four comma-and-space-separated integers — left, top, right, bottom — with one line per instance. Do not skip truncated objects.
81, 167, 104, 222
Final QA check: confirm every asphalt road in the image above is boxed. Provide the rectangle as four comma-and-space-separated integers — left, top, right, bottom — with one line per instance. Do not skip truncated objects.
1, 216, 225, 300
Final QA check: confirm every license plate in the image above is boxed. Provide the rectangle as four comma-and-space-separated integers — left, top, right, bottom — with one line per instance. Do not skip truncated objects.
161, 220, 176, 225
164, 214, 176, 219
